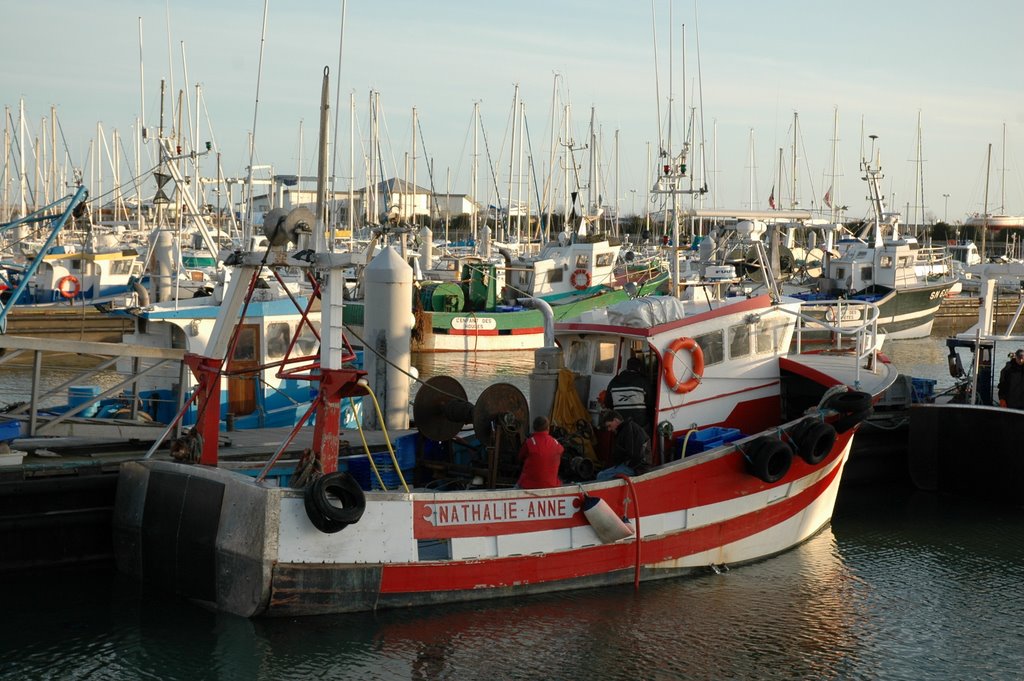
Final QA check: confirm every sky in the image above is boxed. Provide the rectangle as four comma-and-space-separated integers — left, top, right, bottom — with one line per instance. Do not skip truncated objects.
4, 0, 1024, 225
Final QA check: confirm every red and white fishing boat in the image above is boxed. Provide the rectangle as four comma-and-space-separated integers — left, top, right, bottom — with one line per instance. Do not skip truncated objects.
111, 70, 897, 617
112, 215, 896, 616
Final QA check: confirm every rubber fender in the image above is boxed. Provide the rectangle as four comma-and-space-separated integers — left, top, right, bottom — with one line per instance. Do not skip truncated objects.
303, 471, 366, 534
831, 407, 872, 435
581, 496, 635, 543
745, 436, 793, 484
825, 390, 872, 414
792, 420, 837, 465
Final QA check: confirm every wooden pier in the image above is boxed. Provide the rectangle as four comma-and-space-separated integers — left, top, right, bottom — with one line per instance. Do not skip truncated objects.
3, 304, 132, 344
932, 294, 1022, 335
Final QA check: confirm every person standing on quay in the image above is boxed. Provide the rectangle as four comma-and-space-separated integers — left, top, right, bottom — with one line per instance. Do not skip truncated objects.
516, 416, 563, 489
997, 348, 1024, 409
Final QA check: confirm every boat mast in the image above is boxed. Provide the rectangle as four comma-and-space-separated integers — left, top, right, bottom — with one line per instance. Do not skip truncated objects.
981, 143, 991, 262
506, 84, 519, 242
472, 101, 479, 245
1000, 122, 1007, 214
315, 66, 330, 251
791, 111, 798, 209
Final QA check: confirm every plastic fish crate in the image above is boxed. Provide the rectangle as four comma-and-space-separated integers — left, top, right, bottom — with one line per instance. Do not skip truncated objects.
0, 419, 20, 443
678, 427, 743, 457
347, 454, 413, 490
910, 378, 937, 403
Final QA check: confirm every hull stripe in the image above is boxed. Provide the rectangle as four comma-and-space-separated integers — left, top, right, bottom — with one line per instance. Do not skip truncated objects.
383, 450, 844, 594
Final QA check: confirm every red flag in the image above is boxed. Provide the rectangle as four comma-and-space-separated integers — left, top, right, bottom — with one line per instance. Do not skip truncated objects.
823, 185, 833, 208
768, 186, 776, 210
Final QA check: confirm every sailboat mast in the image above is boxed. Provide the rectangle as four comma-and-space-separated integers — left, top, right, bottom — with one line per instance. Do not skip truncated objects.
1000, 122, 1007, 214
505, 84, 519, 241
829, 107, 839, 223
981, 143, 992, 261
472, 101, 479, 244
791, 112, 798, 209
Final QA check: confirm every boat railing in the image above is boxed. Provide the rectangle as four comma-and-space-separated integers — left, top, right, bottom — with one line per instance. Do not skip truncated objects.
784, 299, 883, 386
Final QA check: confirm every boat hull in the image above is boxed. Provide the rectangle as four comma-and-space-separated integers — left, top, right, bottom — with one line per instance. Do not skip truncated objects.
345, 273, 668, 352
114, 428, 853, 617
856, 279, 955, 340
908, 403, 1024, 505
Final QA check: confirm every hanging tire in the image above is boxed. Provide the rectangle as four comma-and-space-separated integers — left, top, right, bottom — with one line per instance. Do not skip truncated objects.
831, 408, 872, 434
745, 436, 793, 483
792, 420, 836, 465
825, 390, 872, 414
303, 471, 366, 534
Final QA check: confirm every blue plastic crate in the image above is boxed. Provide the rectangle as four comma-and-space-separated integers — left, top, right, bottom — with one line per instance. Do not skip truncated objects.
347, 455, 413, 490
678, 427, 743, 457
0, 419, 19, 443
910, 378, 937, 403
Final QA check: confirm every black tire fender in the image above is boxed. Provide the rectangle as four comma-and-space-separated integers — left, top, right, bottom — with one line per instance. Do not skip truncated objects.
792, 420, 837, 465
831, 407, 872, 434
303, 471, 366, 534
825, 390, 872, 414
745, 436, 793, 483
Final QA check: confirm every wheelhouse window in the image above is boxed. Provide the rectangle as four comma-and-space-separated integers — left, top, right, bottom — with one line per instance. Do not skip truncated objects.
861, 266, 873, 281
295, 321, 320, 356
574, 254, 590, 269
880, 255, 893, 268
695, 330, 724, 367
266, 322, 291, 359
111, 260, 134, 275
728, 324, 751, 358
594, 341, 616, 374
566, 340, 589, 373
546, 267, 563, 283
755, 314, 783, 354
596, 252, 614, 267
565, 339, 617, 374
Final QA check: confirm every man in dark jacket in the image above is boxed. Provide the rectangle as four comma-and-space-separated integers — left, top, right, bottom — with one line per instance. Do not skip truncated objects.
997, 348, 1024, 409
595, 410, 651, 481
603, 357, 652, 429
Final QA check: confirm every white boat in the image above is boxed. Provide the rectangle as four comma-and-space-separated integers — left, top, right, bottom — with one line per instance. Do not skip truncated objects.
803, 149, 958, 339
964, 214, 1024, 231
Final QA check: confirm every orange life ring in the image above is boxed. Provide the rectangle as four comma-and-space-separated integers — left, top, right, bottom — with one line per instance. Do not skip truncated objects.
570, 269, 591, 290
57, 275, 80, 299
664, 337, 704, 394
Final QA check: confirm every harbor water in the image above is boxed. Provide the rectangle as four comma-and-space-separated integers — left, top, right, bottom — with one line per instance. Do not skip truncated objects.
3, 338, 1024, 680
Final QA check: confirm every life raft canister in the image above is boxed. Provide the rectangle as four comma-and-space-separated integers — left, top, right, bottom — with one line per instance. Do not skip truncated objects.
663, 337, 704, 394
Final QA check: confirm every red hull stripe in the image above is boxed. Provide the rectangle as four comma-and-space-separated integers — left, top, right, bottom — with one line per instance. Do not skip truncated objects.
443, 327, 545, 337
383, 457, 842, 594
449, 329, 499, 336
778, 356, 843, 388
412, 431, 851, 540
